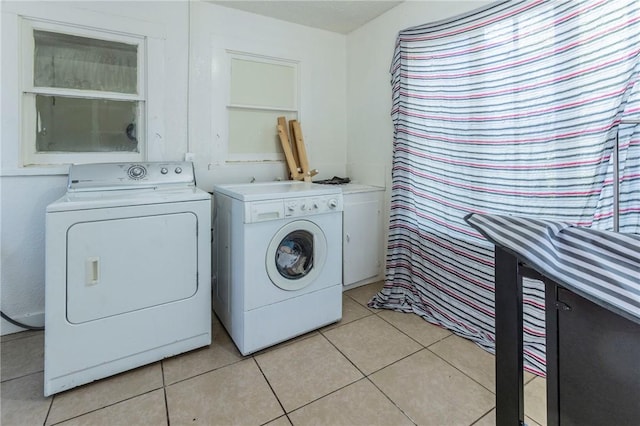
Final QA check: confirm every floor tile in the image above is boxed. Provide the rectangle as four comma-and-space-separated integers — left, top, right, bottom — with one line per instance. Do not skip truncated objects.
1, 373, 52, 426
288, 378, 414, 426
323, 315, 421, 375
46, 362, 163, 425
470, 408, 494, 426
526, 415, 542, 426
166, 358, 282, 425
524, 376, 546, 426
2, 306, 556, 426
251, 330, 320, 357
0, 329, 43, 343
371, 349, 495, 426
472, 408, 541, 426
1, 332, 44, 381
524, 370, 538, 384
344, 281, 384, 310
265, 415, 292, 426
527, 416, 542, 426
162, 318, 243, 385
429, 334, 496, 392
321, 295, 372, 332
378, 309, 451, 347
255, 334, 363, 412
55, 389, 167, 426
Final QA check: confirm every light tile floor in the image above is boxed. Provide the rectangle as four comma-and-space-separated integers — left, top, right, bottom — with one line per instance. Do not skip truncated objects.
1, 281, 546, 425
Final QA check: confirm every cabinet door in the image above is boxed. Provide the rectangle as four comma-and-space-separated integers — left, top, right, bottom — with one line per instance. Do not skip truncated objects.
555, 287, 640, 425
343, 195, 382, 286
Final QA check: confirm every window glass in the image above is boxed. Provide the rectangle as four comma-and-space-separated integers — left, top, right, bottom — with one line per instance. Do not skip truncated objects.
35, 95, 139, 152
21, 20, 146, 165
34, 30, 137, 94
230, 58, 296, 108
226, 53, 298, 161
228, 108, 296, 155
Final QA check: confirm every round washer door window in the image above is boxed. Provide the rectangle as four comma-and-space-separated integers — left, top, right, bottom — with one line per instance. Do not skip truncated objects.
266, 220, 327, 291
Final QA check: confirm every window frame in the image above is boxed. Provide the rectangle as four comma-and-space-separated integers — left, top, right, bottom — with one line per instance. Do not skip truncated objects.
20, 18, 147, 166
225, 51, 300, 163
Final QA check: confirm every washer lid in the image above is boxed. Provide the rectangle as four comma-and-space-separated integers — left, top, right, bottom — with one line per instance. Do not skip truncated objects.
340, 183, 385, 194
47, 186, 210, 212
213, 181, 341, 202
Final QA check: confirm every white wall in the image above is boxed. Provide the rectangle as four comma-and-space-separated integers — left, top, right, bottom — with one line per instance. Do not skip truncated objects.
0, 175, 67, 333
0, 0, 190, 334
0, 0, 348, 335
188, 2, 347, 189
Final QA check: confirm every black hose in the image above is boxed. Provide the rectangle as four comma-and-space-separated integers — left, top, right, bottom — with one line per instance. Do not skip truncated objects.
0, 310, 44, 331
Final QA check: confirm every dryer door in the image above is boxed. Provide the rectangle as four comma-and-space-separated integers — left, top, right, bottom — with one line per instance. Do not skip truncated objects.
66, 212, 198, 323
266, 220, 327, 291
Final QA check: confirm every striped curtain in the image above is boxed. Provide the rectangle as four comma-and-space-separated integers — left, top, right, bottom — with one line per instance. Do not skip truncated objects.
371, 0, 640, 375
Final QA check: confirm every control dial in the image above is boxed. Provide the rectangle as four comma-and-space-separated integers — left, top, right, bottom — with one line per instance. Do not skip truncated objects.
328, 199, 338, 208
127, 165, 147, 180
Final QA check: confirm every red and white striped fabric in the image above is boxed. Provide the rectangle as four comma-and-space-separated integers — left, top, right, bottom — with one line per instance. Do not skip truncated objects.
371, 0, 640, 375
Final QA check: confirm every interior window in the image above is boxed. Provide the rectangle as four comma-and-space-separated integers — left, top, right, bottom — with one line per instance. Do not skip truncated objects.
227, 53, 299, 162
35, 96, 139, 153
22, 21, 145, 165
34, 30, 138, 93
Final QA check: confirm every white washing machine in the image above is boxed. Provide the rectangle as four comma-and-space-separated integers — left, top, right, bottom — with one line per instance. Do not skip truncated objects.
45, 162, 211, 396
213, 181, 343, 355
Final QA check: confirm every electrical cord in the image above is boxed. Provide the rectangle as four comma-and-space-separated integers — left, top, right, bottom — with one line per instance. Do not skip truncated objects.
0, 310, 44, 331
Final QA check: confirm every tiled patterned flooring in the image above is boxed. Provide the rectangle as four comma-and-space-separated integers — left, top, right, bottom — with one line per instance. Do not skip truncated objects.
1, 281, 547, 425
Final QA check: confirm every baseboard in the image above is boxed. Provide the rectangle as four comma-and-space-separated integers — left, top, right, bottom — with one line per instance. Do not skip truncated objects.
342, 275, 383, 291
1, 311, 45, 336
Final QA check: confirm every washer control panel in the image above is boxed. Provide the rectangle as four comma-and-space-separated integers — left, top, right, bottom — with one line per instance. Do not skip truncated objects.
284, 195, 343, 217
68, 162, 195, 192
245, 194, 343, 223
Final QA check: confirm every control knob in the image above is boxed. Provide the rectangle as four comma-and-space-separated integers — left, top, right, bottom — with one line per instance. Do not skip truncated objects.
328, 199, 338, 208
161, 167, 168, 174
127, 165, 146, 179
175, 167, 182, 174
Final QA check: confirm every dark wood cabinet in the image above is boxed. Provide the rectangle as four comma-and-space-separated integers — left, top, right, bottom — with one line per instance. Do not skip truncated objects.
545, 281, 640, 426
495, 247, 640, 426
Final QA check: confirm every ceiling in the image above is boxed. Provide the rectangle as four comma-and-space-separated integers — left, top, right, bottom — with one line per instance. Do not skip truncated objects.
208, 1, 404, 34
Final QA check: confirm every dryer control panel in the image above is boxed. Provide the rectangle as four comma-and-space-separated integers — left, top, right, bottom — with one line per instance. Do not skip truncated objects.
67, 162, 195, 192
245, 194, 343, 224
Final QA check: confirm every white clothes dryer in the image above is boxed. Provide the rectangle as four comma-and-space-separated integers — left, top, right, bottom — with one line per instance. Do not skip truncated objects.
213, 181, 343, 355
45, 162, 211, 396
